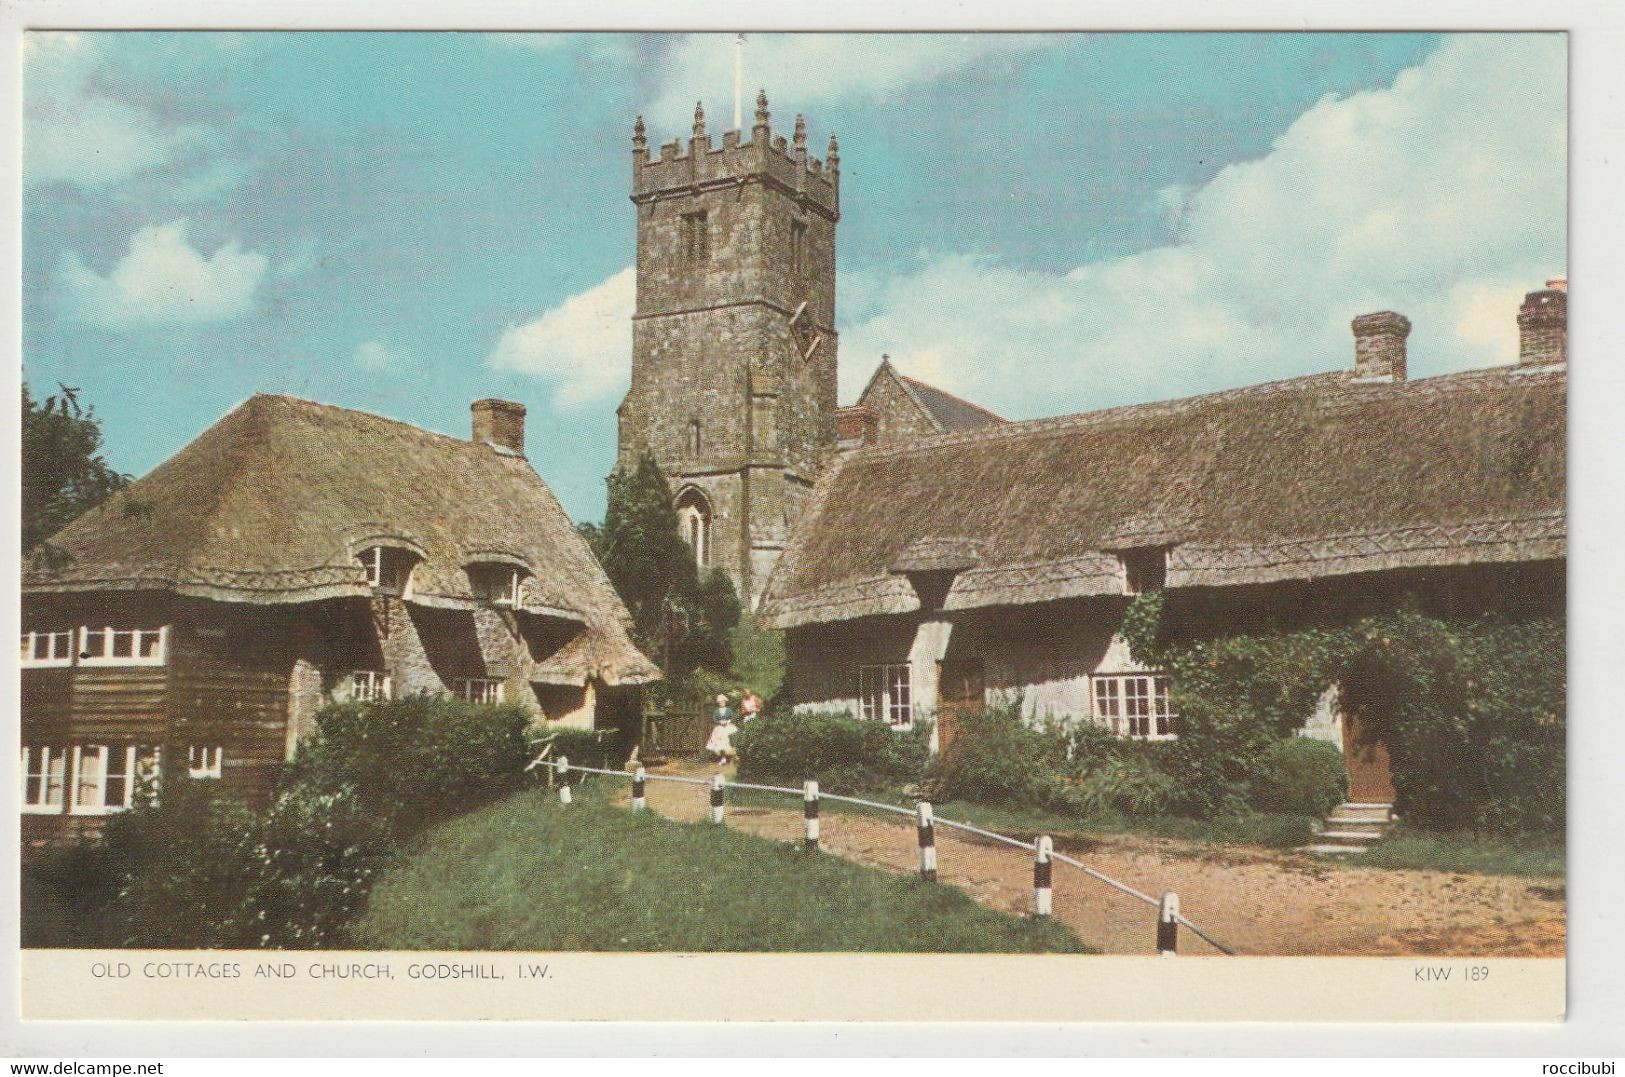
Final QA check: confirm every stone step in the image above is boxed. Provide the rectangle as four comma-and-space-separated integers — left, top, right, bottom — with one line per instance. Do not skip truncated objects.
1334, 803, 1394, 822
1301, 844, 1366, 857
1319, 829, 1385, 846
1325, 818, 1389, 834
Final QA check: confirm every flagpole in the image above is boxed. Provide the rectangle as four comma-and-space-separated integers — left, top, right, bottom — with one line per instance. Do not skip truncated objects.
733, 33, 744, 131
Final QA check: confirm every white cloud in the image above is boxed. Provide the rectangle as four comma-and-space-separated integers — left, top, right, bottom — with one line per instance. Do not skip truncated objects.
642, 33, 1053, 134
354, 340, 398, 370
59, 220, 269, 326
835, 34, 1566, 414
486, 268, 635, 408
24, 32, 211, 191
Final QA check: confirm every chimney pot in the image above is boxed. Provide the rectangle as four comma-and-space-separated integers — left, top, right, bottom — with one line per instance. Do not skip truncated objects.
1351, 311, 1411, 382
471, 399, 526, 456
1517, 287, 1567, 368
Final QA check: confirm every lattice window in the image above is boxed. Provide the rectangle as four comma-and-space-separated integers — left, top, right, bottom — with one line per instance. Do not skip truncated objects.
682, 211, 709, 265
454, 677, 505, 705
1092, 673, 1178, 740
858, 663, 913, 728
69, 744, 159, 815
21, 746, 67, 813
188, 745, 224, 779
20, 630, 73, 667
78, 626, 167, 667
352, 670, 393, 702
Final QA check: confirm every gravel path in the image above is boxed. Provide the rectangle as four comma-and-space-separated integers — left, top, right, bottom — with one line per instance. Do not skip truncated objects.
608, 762, 1564, 957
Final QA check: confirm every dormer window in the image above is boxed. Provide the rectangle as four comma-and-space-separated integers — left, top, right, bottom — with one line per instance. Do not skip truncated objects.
360, 545, 416, 594
1121, 548, 1167, 595
469, 562, 529, 607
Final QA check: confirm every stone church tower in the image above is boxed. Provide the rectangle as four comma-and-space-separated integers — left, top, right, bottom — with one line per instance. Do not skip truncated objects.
616, 92, 840, 608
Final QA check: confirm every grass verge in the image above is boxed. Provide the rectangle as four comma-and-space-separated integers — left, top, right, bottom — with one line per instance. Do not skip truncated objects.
1340, 828, 1564, 878
354, 786, 1094, 953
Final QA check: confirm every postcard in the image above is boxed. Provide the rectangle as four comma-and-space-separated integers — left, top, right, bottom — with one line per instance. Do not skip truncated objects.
13, 26, 1569, 1027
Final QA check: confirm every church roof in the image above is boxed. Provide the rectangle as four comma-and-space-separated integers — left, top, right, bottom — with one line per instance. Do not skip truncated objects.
25, 393, 659, 687
856, 359, 1008, 434
759, 365, 1566, 629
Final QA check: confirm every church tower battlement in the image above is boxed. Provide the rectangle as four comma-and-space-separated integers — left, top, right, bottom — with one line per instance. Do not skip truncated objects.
617, 92, 840, 608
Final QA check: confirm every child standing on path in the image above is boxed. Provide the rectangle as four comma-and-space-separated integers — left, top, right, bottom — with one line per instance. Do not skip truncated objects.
706, 693, 738, 764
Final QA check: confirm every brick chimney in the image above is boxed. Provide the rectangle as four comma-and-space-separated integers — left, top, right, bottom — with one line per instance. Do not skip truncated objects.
1517, 284, 1567, 368
471, 399, 526, 456
1351, 311, 1411, 382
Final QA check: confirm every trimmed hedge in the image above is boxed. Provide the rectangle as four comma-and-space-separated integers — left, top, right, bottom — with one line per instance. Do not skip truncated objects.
734, 709, 932, 795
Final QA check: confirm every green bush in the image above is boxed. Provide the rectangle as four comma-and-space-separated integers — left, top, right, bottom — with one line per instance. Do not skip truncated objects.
287, 695, 532, 837
1071, 754, 1180, 817
734, 709, 932, 795
1248, 737, 1348, 816
539, 726, 630, 772
930, 704, 1076, 813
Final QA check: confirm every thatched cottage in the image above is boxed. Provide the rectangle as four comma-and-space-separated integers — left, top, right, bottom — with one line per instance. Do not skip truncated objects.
20, 394, 657, 842
758, 290, 1567, 803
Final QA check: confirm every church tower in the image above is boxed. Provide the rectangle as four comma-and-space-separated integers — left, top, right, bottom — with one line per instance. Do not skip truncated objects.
617, 92, 840, 608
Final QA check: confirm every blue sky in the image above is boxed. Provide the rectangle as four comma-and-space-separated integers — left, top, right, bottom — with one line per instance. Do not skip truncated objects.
22, 32, 1566, 522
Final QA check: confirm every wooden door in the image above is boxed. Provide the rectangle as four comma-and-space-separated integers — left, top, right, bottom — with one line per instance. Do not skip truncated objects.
1341, 710, 1396, 803
936, 658, 985, 755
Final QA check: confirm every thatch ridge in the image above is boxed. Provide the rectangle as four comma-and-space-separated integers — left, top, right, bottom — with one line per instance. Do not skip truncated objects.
761, 365, 1565, 629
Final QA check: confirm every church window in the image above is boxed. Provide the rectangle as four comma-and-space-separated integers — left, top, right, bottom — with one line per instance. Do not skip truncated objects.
790, 220, 806, 275
675, 488, 712, 568
688, 419, 702, 455
682, 211, 709, 265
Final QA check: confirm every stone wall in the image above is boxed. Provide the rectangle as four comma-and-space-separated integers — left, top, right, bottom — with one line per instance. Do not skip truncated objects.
858, 369, 941, 444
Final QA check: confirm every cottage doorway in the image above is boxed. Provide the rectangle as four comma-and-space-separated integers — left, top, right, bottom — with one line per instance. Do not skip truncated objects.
1341, 708, 1397, 803
936, 658, 984, 755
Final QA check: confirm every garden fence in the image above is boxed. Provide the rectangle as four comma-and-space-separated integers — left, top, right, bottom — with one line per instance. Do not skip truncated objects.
539, 754, 1235, 956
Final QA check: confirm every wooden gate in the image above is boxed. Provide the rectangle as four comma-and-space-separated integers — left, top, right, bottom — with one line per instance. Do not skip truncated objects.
936, 658, 985, 755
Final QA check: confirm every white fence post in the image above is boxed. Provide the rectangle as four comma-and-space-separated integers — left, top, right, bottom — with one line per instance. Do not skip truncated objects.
709, 773, 725, 824
1034, 835, 1054, 917
631, 766, 646, 812
916, 801, 937, 882
1158, 891, 1180, 956
557, 756, 572, 805
803, 780, 820, 849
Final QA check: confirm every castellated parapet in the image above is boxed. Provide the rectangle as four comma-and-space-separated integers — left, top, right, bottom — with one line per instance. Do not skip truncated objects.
618, 91, 841, 609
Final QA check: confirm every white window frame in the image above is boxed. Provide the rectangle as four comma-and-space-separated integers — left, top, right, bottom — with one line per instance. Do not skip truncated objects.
351, 670, 393, 702
188, 745, 224, 779
858, 663, 913, 729
360, 545, 415, 594
20, 630, 75, 668
453, 677, 505, 705
21, 745, 67, 814
1092, 672, 1179, 740
77, 626, 167, 667
470, 564, 526, 608
69, 744, 135, 816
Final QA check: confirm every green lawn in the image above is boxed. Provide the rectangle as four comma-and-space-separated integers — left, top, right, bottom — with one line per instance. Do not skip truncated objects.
354, 787, 1093, 953
1338, 828, 1565, 878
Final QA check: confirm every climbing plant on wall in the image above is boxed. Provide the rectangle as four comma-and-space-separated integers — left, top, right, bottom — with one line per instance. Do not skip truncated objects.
1121, 588, 1564, 835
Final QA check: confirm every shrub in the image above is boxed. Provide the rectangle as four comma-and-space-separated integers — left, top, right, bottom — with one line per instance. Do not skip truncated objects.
1071, 754, 1180, 818
734, 709, 932, 795
1249, 737, 1348, 816
930, 704, 1075, 813
540, 726, 630, 772
287, 695, 532, 837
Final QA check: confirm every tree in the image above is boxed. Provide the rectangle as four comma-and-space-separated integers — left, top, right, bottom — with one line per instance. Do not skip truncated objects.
589, 451, 739, 684
22, 382, 128, 554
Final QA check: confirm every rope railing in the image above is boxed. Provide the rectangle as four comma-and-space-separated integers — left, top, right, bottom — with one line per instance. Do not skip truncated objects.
543, 756, 1235, 956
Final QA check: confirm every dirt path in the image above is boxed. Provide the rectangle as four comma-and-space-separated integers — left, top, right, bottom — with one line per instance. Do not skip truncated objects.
609, 762, 1564, 957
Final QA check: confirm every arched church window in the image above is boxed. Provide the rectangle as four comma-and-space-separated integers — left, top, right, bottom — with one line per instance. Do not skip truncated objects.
675, 488, 712, 569
688, 419, 702, 456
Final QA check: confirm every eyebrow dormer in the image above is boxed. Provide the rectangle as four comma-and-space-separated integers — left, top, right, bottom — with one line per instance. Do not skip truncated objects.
465, 553, 534, 608
353, 536, 424, 597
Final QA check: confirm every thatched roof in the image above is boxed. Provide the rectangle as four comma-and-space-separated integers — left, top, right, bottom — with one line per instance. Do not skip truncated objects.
760, 366, 1565, 629
857, 359, 1008, 434
25, 393, 659, 686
